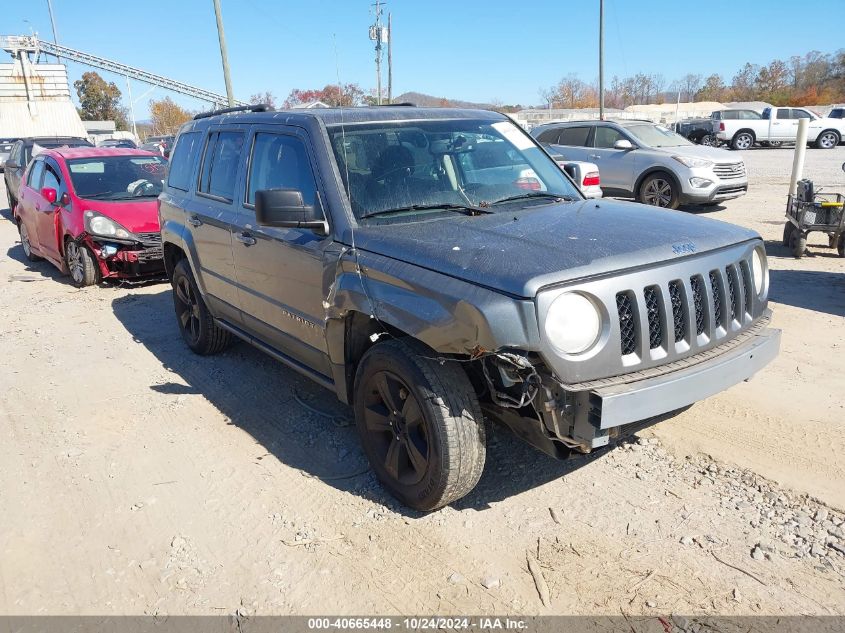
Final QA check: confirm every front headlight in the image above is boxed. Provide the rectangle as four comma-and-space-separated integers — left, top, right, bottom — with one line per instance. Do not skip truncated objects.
672, 155, 714, 169
544, 292, 602, 355
84, 211, 132, 239
751, 247, 767, 296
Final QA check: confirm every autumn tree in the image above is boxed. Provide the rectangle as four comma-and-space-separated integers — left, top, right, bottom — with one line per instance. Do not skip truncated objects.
283, 83, 365, 108
696, 74, 727, 102
149, 97, 192, 136
249, 91, 277, 108
74, 71, 128, 129
678, 73, 703, 101
731, 63, 760, 101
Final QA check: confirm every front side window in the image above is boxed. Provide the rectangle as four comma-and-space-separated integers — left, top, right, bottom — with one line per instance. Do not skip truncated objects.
167, 131, 201, 191
327, 118, 581, 220
791, 109, 812, 119
199, 131, 244, 201
66, 155, 167, 200
246, 133, 317, 206
593, 126, 626, 149
27, 159, 45, 188
42, 160, 64, 197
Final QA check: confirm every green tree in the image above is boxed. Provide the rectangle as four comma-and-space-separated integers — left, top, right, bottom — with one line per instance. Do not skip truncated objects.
74, 71, 128, 130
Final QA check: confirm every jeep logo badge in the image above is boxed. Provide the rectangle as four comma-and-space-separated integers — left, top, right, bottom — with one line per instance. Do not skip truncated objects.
672, 241, 696, 255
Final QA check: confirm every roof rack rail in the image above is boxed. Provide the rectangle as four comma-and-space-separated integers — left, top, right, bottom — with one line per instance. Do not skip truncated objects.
193, 103, 274, 120
376, 102, 416, 107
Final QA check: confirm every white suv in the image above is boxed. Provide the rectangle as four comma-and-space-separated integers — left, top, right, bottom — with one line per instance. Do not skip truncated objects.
531, 120, 748, 209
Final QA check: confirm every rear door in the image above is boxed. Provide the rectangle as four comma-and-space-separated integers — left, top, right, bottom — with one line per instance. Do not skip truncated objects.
548, 125, 592, 161
589, 125, 635, 194
183, 128, 246, 322
230, 125, 332, 376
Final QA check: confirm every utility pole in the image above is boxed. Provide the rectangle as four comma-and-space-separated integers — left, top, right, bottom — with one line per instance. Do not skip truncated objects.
598, 0, 604, 120
46, 0, 61, 63
370, 1, 385, 105
125, 77, 138, 140
212, 0, 235, 107
387, 12, 393, 104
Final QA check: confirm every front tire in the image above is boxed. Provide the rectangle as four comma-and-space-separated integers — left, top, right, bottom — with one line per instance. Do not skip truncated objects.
171, 259, 232, 355
731, 132, 754, 150
790, 230, 807, 259
638, 173, 680, 209
354, 339, 486, 511
783, 222, 795, 246
64, 239, 99, 287
813, 130, 840, 149
18, 221, 43, 262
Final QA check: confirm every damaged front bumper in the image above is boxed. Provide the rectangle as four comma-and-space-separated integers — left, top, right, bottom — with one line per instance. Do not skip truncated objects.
87, 232, 165, 278
484, 326, 781, 458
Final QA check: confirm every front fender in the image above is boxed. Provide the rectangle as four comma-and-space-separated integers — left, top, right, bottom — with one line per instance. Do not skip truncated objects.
324, 250, 541, 364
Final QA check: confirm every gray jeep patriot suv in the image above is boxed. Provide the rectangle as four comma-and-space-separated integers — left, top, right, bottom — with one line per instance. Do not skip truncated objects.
159, 104, 780, 510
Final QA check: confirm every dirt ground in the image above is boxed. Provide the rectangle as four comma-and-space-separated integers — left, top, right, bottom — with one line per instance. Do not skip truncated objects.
1, 147, 844, 617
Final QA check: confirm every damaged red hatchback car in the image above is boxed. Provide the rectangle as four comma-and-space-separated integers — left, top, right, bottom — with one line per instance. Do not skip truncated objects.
14, 147, 167, 287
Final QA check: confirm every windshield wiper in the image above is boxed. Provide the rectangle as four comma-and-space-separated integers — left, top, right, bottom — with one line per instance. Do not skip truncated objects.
490, 192, 575, 206
82, 192, 117, 200
360, 203, 492, 219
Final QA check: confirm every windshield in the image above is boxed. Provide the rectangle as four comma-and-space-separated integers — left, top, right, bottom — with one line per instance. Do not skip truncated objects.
67, 155, 168, 200
328, 118, 581, 220
624, 124, 692, 148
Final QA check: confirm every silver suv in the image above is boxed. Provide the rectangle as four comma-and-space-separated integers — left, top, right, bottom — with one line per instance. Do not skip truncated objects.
531, 120, 748, 209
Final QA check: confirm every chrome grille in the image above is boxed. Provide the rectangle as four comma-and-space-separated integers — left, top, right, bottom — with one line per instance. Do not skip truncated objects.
690, 275, 705, 335
713, 162, 746, 180
137, 232, 161, 246
644, 286, 663, 349
668, 281, 685, 343
616, 293, 637, 356
709, 271, 723, 329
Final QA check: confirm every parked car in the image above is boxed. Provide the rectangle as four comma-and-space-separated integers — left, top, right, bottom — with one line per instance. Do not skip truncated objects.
98, 138, 138, 149
0, 137, 19, 172
531, 119, 748, 209
4, 136, 93, 215
674, 117, 720, 146
14, 147, 167, 286
716, 106, 844, 150
543, 145, 602, 198
159, 104, 779, 510
142, 135, 175, 158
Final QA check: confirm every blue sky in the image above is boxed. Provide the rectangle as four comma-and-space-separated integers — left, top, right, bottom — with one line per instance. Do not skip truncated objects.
5, 0, 844, 118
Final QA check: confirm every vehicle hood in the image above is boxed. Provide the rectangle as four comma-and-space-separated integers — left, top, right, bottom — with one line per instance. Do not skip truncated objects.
349, 199, 759, 298
657, 144, 737, 162
76, 198, 160, 234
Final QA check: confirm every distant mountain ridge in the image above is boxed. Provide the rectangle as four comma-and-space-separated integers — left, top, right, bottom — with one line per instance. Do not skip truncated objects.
392, 91, 495, 109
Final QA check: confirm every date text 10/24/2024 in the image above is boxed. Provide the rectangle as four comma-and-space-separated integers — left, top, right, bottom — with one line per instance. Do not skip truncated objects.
307, 617, 528, 630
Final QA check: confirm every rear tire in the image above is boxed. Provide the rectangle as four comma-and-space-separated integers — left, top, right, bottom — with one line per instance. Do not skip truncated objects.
353, 338, 486, 511
731, 132, 754, 150
18, 220, 43, 262
64, 239, 99, 287
638, 173, 680, 210
813, 130, 840, 149
171, 259, 232, 355
701, 134, 718, 147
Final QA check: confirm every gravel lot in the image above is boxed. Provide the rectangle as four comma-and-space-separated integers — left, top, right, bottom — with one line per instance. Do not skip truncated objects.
1, 146, 843, 617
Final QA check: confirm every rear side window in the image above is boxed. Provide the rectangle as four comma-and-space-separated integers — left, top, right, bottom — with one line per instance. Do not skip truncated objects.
558, 126, 591, 147
535, 129, 560, 144
28, 160, 45, 188
198, 131, 244, 202
246, 133, 317, 206
167, 132, 201, 191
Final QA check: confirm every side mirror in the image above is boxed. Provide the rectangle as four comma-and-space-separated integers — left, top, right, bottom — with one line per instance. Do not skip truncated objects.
255, 189, 327, 235
614, 139, 634, 150
41, 187, 57, 204
5, 161, 19, 170
842, 162, 845, 173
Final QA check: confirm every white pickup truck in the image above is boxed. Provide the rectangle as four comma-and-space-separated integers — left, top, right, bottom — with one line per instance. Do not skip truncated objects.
717, 106, 845, 150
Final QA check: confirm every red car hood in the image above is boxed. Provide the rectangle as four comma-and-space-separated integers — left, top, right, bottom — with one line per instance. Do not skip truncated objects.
77, 198, 160, 234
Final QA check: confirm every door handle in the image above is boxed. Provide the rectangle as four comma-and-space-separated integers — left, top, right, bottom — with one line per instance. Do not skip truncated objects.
589, 154, 601, 159
187, 214, 203, 227
235, 231, 257, 246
